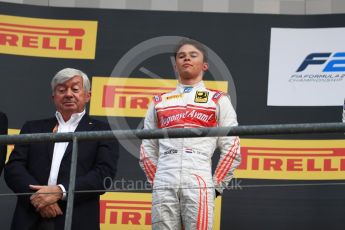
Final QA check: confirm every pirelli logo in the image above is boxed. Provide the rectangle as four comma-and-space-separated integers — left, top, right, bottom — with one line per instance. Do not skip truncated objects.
99, 192, 222, 229
100, 199, 151, 228
236, 139, 345, 180
0, 14, 97, 59
90, 77, 228, 117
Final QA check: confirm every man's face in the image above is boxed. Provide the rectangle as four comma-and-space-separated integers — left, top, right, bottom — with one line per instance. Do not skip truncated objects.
52, 76, 90, 117
175, 44, 208, 80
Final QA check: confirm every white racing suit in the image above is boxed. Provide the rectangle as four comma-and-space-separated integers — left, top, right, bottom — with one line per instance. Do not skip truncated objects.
140, 81, 241, 230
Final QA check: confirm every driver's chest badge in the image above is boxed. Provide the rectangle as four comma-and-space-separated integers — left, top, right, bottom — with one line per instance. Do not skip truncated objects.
194, 91, 209, 103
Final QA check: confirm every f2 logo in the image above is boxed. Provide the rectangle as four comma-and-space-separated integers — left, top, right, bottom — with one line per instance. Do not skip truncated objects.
296, 52, 345, 72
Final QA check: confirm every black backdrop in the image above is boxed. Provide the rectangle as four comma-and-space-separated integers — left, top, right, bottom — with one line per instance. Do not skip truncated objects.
0, 2, 344, 230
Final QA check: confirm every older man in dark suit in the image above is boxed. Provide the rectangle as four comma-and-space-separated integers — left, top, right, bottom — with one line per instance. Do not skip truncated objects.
0, 111, 7, 175
5, 68, 119, 230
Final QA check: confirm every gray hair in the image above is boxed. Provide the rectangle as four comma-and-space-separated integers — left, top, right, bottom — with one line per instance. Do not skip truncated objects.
51, 68, 91, 94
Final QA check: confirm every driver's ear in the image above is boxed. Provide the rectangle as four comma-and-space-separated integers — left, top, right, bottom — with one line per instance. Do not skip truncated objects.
203, 62, 209, 71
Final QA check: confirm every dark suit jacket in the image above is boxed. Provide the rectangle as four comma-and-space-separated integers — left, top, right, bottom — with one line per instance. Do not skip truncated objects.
0, 111, 8, 176
4, 114, 119, 230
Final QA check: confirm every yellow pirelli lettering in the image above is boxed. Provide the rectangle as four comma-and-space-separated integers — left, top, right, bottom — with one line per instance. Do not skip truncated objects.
236, 139, 345, 180
100, 192, 222, 230
0, 14, 97, 59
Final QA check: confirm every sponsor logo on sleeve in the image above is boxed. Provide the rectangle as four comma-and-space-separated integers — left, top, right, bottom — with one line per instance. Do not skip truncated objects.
211, 91, 224, 103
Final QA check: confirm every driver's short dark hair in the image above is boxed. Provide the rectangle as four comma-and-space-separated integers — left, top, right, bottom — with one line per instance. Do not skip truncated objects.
174, 38, 208, 62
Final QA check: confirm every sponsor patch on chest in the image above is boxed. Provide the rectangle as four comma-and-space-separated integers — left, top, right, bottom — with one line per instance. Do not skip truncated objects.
156, 105, 217, 128
194, 91, 209, 103
183, 87, 193, 93
166, 94, 182, 100
163, 149, 178, 155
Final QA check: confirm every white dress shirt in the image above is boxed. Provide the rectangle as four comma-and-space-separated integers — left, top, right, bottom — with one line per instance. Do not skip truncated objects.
48, 110, 85, 198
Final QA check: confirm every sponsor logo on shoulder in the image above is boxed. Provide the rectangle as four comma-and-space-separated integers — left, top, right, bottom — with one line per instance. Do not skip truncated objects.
212, 91, 223, 101
153, 95, 162, 103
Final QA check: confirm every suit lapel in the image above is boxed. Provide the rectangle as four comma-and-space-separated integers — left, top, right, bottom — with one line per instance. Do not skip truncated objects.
47, 117, 58, 161
62, 114, 94, 160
